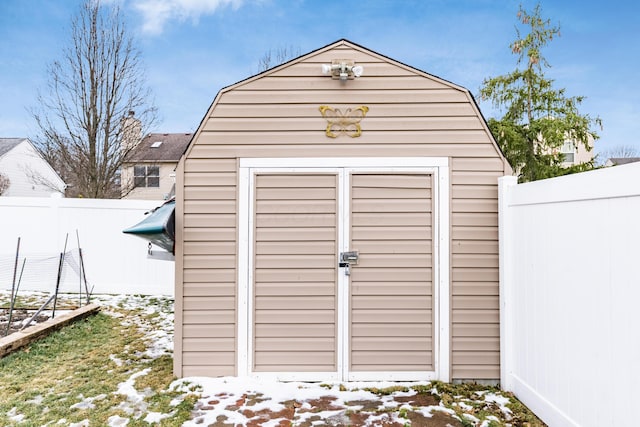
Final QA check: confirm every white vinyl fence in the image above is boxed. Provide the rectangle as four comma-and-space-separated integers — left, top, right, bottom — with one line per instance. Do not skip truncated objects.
0, 197, 174, 296
499, 162, 640, 427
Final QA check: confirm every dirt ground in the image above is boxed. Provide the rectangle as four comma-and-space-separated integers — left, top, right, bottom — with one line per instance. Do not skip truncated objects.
0, 308, 51, 336
193, 391, 468, 427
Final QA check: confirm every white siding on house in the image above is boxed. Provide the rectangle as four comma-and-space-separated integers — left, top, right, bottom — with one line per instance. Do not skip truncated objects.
0, 139, 65, 197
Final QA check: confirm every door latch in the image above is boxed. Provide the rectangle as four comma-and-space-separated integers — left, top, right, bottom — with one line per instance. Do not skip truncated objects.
339, 251, 359, 276
340, 251, 359, 264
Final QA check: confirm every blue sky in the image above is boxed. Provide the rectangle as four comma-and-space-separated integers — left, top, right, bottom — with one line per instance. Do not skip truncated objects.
1, 0, 638, 158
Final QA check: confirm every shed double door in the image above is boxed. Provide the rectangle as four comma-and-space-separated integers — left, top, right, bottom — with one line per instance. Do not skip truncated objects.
243, 164, 438, 381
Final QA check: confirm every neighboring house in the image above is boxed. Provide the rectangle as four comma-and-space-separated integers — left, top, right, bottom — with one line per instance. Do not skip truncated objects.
172, 39, 512, 383
121, 133, 192, 200
555, 136, 593, 167
605, 157, 640, 167
0, 138, 65, 197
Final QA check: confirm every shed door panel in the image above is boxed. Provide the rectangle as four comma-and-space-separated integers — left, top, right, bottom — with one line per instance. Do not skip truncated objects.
349, 173, 434, 373
253, 173, 338, 372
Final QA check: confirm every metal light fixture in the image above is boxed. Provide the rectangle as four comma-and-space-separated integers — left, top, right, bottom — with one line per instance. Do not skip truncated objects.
321, 60, 364, 80
351, 65, 364, 77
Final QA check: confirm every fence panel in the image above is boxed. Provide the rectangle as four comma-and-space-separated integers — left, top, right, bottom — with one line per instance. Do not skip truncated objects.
0, 197, 174, 296
499, 163, 640, 427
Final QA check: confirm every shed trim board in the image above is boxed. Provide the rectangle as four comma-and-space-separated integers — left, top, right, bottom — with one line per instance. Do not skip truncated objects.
238, 157, 450, 382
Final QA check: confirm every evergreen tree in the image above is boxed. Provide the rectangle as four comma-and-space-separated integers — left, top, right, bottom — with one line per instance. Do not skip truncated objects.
480, 4, 601, 182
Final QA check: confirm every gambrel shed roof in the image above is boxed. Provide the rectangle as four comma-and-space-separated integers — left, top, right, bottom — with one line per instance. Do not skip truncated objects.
182, 39, 510, 170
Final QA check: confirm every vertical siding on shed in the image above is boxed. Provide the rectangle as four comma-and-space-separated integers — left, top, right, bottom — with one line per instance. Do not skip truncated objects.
177, 41, 509, 380
253, 173, 338, 372
180, 158, 238, 377
451, 160, 503, 379
350, 173, 434, 372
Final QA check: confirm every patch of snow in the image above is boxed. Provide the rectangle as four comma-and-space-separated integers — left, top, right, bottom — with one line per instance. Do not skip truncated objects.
107, 311, 124, 318
296, 409, 344, 426
484, 391, 513, 420
484, 392, 511, 408
109, 354, 124, 366
70, 400, 94, 410
117, 368, 151, 400
415, 404, 457, 419
70, 393, 107, 411
69, 420, 89, 427
107, 415, 130, 426
463, 412, 480, 423
377, 395, 401, 410
92, 294, 174, 361
480, 415, 502, 427
455, 400, 474, 411
25, 394, 44, 404
364, 412, 401, 425
144, 411, 172, 423
113, 368, 151, 417
6, 406, 24, 422
169, 396, 184, 407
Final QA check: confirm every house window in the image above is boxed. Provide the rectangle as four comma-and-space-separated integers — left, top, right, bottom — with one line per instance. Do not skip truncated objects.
134, 165, 159, 188
561, 141, 575, 163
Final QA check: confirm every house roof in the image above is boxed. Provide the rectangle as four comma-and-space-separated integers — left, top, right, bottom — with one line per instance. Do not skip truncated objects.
129, 133, 193, 162
607, 157, 640, 166
0, 138, 25, 157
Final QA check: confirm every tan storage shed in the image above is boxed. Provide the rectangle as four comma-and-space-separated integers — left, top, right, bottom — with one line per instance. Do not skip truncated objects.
174, 39, 511, 382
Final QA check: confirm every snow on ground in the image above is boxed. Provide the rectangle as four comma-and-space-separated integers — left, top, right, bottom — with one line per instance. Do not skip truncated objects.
173, 377, 413, 426
94, 293, 174, 359
69, 394, 107, 410
1, 292, 524, 426
171, 374, 523, 426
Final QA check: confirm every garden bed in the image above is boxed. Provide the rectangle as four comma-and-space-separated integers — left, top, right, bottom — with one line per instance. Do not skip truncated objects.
0, 307, 51, 336
0, 303, 99, 358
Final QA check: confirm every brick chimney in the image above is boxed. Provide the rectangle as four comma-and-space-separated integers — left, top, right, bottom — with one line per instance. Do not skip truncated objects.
120, 110, 142, 152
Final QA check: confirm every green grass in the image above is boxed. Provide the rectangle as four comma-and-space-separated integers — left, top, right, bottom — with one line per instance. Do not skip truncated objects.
0, 294, 545, 427
357, 381, 546, 426
0, 307, 195, 426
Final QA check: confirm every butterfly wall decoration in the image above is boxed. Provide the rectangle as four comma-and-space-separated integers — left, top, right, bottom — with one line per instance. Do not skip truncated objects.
319, 105, 369, 138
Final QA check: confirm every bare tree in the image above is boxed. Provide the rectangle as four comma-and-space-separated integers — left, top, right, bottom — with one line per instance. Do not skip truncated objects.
595, 145, 640, 166
31, 0, 157, 198
257, 45, 301, 72
0, 172, 9, 195
23, 165, 66, 195
603, 145, 639, 158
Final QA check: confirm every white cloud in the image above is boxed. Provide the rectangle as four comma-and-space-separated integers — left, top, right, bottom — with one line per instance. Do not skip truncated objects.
133, 0, 245, 35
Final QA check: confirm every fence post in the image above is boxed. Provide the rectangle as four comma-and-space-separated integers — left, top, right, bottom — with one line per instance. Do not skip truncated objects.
498, 176, 517, 390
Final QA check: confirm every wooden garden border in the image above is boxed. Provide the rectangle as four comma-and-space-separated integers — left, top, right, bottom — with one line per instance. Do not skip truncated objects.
0, 303, 100, 358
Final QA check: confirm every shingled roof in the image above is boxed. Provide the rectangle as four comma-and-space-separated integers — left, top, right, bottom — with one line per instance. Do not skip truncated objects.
129, 133, 192, 162
606, 157, 640, 166
0, 138, 25, 157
